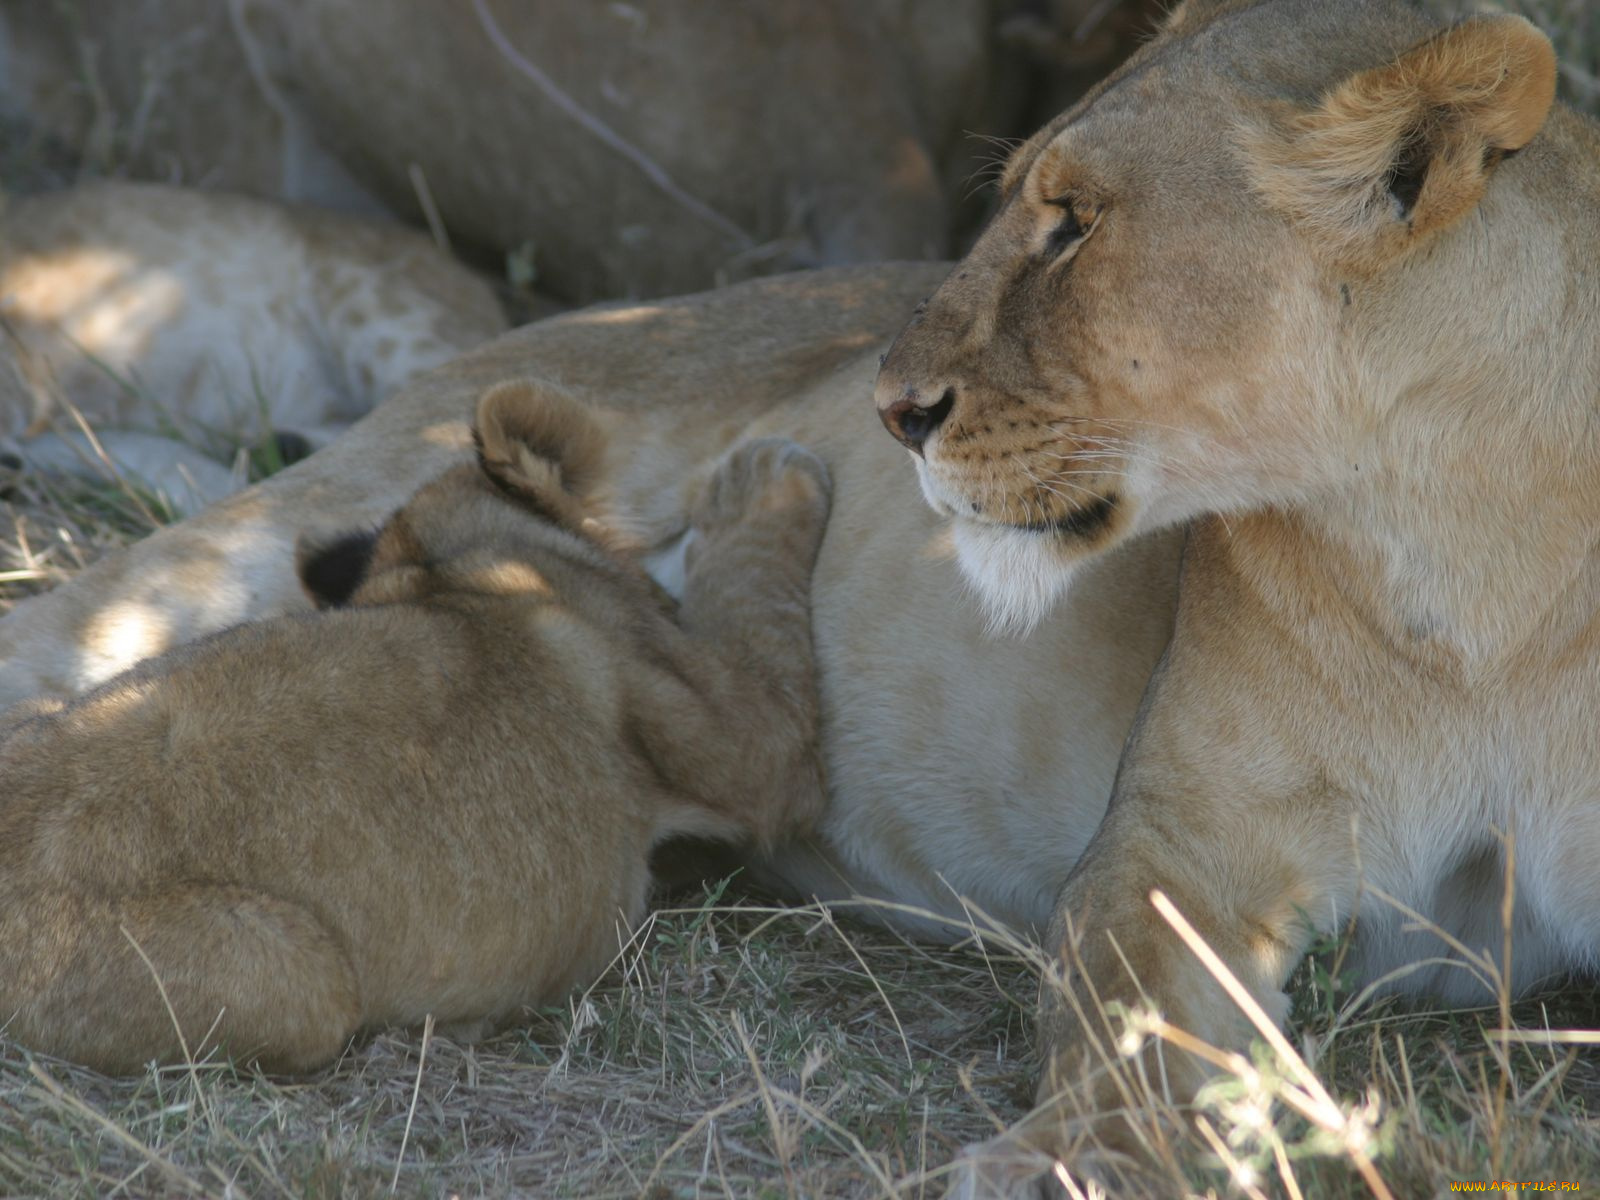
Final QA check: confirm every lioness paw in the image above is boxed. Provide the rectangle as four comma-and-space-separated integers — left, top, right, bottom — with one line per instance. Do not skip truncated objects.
947, 1134, 1064, 1200
949, 1125, 1131, 1200
692, 438, 832, 535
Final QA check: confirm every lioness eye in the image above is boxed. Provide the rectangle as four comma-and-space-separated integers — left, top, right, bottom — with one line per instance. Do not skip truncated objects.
1043, 195, 1086, 258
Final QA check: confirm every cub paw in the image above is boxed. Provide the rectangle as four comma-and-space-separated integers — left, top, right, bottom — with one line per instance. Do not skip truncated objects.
692, 437, 832, 536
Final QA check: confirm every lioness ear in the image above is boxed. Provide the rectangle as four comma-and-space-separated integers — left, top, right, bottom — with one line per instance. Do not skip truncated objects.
1161, 0, 1233, 37
295, 528, 378, 609
1244, 15, 1556, 264
473, 379, 608, 518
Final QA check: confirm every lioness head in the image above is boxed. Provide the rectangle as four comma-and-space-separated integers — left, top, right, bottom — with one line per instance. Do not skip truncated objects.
297, 380, 614, 610
875, 0, 1558, 632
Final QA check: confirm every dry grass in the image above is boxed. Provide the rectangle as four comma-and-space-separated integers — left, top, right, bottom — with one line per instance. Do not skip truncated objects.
0, 886, 1596, 1198
1015, 892, 1600, 1198
5, 4, 1600, 1197
0, 894, 1039, 1200
0, 450, 174, 614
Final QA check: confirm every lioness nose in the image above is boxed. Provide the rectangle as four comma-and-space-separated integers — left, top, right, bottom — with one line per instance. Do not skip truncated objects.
879, 387, 955, 456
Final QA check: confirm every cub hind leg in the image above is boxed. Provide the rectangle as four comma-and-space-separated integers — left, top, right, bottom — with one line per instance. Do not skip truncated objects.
1, 885, 361, 1075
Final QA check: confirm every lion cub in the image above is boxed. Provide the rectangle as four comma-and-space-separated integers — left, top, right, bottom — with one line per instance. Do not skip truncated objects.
0, 380, 830, 1075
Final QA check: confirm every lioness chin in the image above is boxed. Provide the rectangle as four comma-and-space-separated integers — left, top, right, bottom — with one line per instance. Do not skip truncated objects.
0, 381, 829, 1074
873, 0, 1599, 1191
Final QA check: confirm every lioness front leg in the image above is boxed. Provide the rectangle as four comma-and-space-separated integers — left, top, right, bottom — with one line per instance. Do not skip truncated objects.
957, 656, 1357, 1195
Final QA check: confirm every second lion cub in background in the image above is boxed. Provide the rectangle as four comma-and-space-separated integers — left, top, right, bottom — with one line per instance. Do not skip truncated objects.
0, 380, 831, 1075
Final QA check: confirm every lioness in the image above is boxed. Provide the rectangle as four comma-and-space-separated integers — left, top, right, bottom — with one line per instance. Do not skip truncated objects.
0, 380, 829, 1074
872, 0, 1594, 1188
2, 1, 1182, 303
0, 181, 507, 512
3, 0, 1585, 1182
0, 0, 1022, 301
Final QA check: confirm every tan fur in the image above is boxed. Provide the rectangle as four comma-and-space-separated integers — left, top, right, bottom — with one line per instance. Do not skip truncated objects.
867, 0, 1600, 1190
0, 0, 382, 211
0, 381, 830, 1074
0, 0, 1032, 302
0, 1, 1173, 304
1243, 14, 1558, 266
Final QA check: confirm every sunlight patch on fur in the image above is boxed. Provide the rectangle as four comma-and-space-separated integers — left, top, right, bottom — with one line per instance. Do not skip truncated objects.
82, 599, 174, 684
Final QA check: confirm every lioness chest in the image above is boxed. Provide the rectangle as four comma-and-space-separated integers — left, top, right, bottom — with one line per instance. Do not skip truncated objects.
1283, 612, 1600, 1002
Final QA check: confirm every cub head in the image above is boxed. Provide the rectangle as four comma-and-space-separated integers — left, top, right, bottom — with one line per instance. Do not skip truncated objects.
297, 379, 611, 609
875, 0, 1558, 632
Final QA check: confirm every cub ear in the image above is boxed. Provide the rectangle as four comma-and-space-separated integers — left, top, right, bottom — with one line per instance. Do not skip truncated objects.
473, 379, 608, 517
295, 528, 378, 609
1244, 14, 1557, 264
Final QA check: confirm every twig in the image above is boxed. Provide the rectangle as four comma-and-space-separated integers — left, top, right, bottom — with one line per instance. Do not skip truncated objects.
63, 404, 164, 529
119, 925, 217, 1127
1492, 1028, 1600, 1045
390, 1013, 435, 1194
407, 163, 452, 254
732, 1014, 797, 1196
470, 0, 755, 249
